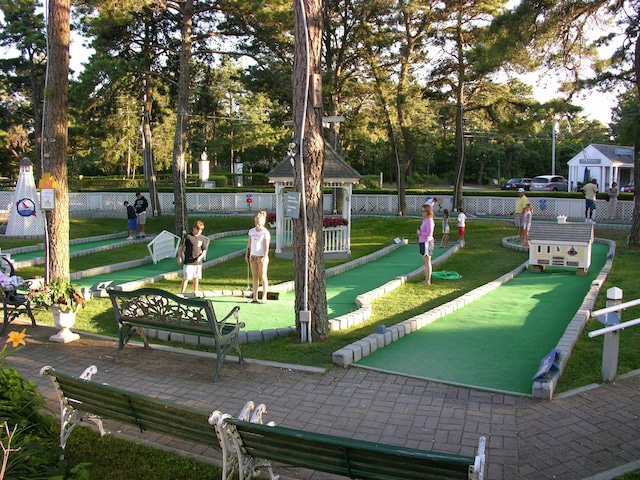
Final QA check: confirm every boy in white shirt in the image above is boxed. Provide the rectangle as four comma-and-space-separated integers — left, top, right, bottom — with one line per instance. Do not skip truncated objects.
456, 207, 467, 245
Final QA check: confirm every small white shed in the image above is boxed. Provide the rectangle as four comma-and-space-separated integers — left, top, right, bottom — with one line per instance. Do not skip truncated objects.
528, 222, 594, 275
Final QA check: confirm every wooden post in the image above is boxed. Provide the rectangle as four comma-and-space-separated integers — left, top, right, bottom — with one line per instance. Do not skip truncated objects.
602, 287, 623, 382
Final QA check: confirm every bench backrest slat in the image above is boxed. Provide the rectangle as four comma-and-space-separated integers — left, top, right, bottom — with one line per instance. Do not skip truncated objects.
50, 371, 219, 449
227, 419, 472, 479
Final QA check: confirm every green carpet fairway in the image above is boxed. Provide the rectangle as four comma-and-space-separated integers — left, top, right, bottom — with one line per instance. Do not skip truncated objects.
73, 235, 248, 289
206, 296, 296, 330
206, 244, 452, 329
355, 242, 609, 395
323, 244, 450, 317
9, 238, 129, 262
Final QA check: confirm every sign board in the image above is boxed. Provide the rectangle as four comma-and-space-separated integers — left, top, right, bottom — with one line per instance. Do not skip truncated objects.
40, 189, 55, 211
532, 349, 560, 381
597, 311, 620, 326
285, 191, 301, 219
579, 158, 602, 165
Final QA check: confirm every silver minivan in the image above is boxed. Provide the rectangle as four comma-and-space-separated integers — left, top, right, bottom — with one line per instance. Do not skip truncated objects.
529, 175, 569, 192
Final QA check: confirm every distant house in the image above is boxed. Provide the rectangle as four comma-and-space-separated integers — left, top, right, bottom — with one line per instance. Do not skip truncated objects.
528, 222, 594, 275
567, 144, 633, 191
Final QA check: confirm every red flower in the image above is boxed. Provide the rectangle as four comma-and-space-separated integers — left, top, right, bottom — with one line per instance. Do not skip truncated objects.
322, 217, 349, 228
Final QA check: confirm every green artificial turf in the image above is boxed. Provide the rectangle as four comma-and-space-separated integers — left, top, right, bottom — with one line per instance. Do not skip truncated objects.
71, 235, 248, 289
355, 242, 609, 395
194, 243, 452, 330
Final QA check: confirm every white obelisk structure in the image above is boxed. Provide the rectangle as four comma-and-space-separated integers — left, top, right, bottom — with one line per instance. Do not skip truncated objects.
5, 158, 45, 237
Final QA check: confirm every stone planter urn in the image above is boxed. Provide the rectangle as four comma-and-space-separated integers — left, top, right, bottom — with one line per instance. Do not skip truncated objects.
49, 305, 80, 343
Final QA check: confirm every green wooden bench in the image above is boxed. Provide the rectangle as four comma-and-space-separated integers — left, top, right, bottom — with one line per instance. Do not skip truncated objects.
40, 365, 222, 455
210, 407, 486, 480
108, 287, 244, 381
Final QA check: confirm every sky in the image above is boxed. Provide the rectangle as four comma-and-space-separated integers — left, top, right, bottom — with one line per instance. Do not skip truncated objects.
519, 71, 618, 125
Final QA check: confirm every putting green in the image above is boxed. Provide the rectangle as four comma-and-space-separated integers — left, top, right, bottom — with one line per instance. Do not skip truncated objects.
72, 235, 248, 289
203, 243, 452, 330
355, 242, 609, 395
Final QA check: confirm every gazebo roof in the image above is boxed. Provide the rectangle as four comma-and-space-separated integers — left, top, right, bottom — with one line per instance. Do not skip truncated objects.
267, 144, 361, 184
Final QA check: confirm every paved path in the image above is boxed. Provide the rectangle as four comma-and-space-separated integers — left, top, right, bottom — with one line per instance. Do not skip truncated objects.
7, 324, 640, 480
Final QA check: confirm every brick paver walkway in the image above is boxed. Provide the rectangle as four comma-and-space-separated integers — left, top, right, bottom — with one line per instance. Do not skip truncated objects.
7, 325, 640, 480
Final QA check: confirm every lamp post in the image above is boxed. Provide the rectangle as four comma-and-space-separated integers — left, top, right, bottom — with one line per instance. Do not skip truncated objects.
551, 119, 559, 175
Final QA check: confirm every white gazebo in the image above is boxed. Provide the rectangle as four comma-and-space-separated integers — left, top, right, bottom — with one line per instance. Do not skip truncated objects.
267, 145, 361, 260
567, 144, 634, 191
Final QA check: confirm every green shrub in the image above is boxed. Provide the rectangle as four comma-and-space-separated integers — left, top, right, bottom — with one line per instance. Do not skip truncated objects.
1, 332, 66, 479
359, 174, 381, 189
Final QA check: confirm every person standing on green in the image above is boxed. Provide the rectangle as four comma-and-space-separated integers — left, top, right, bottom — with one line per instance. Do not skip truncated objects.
515, 188, 529, 243
134, 191, 149, 238
124, 201, 137, 240
177, 220, 207, 294
245, 211, 271, 303
606, 181, 619, 220
582, 178, 598, 223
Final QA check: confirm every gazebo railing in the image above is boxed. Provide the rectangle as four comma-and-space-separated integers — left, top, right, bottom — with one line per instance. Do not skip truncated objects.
324, 226, 349, 253
279, 220, 349, 254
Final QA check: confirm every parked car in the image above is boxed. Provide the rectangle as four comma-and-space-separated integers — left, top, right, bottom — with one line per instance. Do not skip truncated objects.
500, 177, 532, 191
622, 181, 634, 193
529, 175, 569, 192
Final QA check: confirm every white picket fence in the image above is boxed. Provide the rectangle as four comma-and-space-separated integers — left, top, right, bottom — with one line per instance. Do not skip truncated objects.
0, 190, 634, 221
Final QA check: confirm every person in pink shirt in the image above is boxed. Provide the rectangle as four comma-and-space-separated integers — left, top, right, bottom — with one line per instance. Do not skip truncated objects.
416, 204, 435, 285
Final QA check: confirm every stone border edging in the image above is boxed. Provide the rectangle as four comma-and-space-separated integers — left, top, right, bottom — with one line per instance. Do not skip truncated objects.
532, 238, 616, 399
334, 236, 615, 401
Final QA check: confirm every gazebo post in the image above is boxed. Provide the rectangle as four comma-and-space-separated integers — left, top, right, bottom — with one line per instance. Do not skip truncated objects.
274, 183, 285, 254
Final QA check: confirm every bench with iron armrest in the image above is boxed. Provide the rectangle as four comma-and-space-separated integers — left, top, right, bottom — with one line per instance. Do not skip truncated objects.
40, 365, 227, 455
0, 256, 37, 336
108, 287, 244, 381
210, 406, 486, 480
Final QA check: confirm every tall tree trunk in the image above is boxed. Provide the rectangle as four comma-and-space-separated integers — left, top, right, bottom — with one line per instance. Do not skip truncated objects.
453, 12, 465, 210
141, 16, 160, 217
293, 0, 328, 341
172, 0, 193, 237
629, 29, 640, 245
30, 61, 43, 179
42, 0, 70, 281
141, 72, 160, 216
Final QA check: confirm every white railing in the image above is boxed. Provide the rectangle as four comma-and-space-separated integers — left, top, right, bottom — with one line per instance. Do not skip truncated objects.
323, 226, 349, 253
589, 295, 640, 382
278, 220, 349, 254
0, 191, 634, 221
588, 317, 640, 338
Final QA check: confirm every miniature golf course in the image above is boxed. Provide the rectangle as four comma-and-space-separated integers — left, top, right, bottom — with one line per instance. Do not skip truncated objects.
355, 242, 609, 395
5, 232, 610, 395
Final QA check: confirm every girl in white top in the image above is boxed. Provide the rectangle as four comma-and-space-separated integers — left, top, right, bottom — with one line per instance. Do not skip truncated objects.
442, 209, 450, 247
522, 204, 533, 246
245, 211, 271, 303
